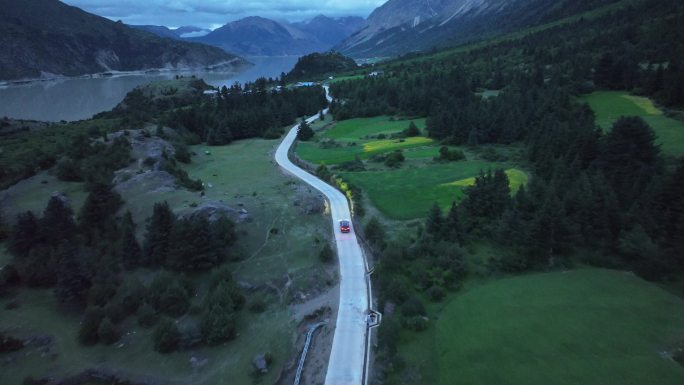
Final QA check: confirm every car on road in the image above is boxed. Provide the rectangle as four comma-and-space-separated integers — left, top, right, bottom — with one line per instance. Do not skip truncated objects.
339, 219, 351, 233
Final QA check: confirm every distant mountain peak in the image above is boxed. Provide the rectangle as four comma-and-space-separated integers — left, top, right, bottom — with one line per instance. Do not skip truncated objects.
189, 15, 365, 57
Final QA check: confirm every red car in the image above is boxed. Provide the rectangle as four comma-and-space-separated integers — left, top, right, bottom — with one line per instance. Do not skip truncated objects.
339, 219, 351, 233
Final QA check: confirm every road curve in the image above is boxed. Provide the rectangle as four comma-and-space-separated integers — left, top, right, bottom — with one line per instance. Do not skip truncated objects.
275, 87, 370, 385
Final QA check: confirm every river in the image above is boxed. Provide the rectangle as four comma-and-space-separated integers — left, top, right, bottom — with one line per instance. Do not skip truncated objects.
0, 56, 299, 122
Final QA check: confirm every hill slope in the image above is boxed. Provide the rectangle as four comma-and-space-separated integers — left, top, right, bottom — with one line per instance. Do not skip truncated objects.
337, 0, 625, 57
0, 0, 246, 81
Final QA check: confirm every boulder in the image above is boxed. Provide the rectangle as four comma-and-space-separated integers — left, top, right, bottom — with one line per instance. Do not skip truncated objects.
183, 202, 252, 223
252, 354, 269, 374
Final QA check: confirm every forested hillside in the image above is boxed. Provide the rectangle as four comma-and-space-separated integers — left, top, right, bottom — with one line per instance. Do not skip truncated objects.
328, 0, 684, 362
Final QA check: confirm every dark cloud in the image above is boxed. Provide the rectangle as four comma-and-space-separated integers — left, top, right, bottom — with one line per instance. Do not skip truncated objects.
62, 0, 383, 28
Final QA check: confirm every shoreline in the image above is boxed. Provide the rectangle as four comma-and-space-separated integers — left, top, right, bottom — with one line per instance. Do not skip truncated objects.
0, 58, 253, 87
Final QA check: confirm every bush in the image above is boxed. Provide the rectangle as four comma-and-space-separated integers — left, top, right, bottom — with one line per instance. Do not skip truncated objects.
247, 297, 267, 313
435, 146, 466, 162
137, 303, 159, 327
174, 143, 192, 164
402, 315, 429, 332
78, 307, 104, 345
337, 157, 365, 171
153, 318, 181, 353
97, 317, 120, 345
401, 296, 426, 317
55, 158, 83, 181
427, 285, 446, 302
384, 151, 405, 168
319, 244, 334, 263
0, 333, 24, 352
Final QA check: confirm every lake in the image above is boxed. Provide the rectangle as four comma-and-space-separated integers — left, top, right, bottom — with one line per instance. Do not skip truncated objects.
0, 56, 299, 122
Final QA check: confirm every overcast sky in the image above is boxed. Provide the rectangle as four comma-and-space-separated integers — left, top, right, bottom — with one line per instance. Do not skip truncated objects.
62, 0, 385, 29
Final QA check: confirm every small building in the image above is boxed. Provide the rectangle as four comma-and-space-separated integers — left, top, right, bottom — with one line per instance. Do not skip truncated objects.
295, 81, 317, 87
368, 70, 385, 77
203, 89, 219, 96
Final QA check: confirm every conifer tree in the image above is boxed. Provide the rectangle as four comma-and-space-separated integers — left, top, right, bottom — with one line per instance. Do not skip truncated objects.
119, 211, 142, 269
297, 120, 314, 141
426, 203, 444, 239
9, 211, 40, 258
41, 196, 77, 246
143, 202, 175, 267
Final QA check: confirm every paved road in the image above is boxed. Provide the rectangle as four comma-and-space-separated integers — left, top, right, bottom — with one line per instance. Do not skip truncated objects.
275, 87, 370, 385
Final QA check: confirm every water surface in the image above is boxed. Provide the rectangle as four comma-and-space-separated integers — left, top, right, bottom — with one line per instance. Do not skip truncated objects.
0, 56, 299, 122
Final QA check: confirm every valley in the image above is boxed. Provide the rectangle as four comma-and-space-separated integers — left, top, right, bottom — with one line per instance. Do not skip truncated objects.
1, 0, 684, 384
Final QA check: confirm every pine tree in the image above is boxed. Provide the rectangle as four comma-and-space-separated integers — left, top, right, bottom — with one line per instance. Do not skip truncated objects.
118, 211, 141, 269
297, 120, 314, 141
201, 283, 237, 344
143, 202, 175, 267
425, 203, 444, 239
79, 183, 123, 245
8, 211, 40, 257
54, 245, 92, 306
41, 196, 77, 246
444, 203, 464, 245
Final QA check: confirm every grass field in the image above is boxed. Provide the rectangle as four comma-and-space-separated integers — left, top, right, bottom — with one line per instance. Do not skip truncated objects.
0, 138, 331, 385
395, 268, 684, 385
296, 116, 432, 165
323, 117, 426, 140
341, 163, 527, 220
581, 91, 684, 157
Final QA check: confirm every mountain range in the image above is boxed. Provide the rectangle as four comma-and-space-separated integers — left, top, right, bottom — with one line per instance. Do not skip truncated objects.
0, 0, 246, 81
137, 15, 364, 57
336, 0, 625, 57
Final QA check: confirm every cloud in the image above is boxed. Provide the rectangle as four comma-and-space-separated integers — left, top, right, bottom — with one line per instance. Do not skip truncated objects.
62, 0, 385, 28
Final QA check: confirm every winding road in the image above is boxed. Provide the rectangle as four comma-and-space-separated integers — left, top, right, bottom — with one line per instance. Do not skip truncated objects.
274, 86, 371, 385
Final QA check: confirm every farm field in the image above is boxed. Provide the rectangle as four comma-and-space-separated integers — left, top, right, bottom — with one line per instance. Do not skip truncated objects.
0, 138, 331, 385
296, 115, 527, 219
296, 116, 431, 164
395, 268, 684, 385
581, 91, 684, 157
342, 164, 527, 220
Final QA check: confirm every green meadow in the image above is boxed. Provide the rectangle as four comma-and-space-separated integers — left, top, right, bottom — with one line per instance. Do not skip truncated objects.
581, 91, 684, 157
296, 115, 527, 219
342, 164, 527, 220
296, 116, 432, 164
395, 268, 684, 385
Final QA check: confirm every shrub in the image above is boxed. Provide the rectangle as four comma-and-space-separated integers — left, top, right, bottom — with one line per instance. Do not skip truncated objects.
78, 307, 104, 345
97, 317, 120, 345
384, 151, 405, 168
174, 143, 192, 164
402, 316, 429, 332
0, 333, 24, 353
319, 243, 334, 263
427, 285, 446, 302
401, 296, 426, 317
153, 318, 181, 353
435, 146, 466, 162
137, 303, 159, 328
